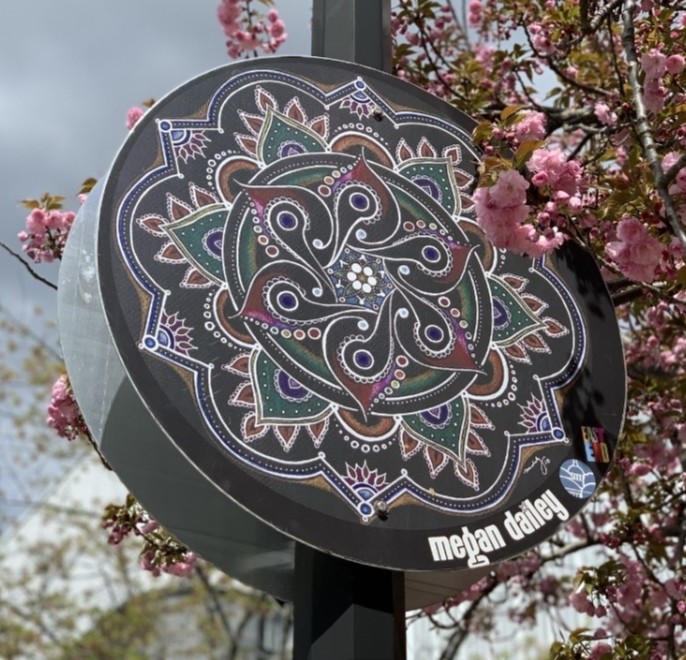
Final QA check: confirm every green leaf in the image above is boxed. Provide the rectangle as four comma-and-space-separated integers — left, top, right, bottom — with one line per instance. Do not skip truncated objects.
500, 104, 525, 121
569, 627, 591, 644
472, 120, 493, 145
80, 177, 98, 195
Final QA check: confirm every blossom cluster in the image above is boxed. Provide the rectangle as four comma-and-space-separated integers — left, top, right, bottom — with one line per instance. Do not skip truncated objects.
102, 496, 197, 578
642, 48, 685, 114
18, 195, 75, 263
46, 374, 89, 441
472, 112, 585, 257
217, 0, 286, 59
605, 216, 664, 282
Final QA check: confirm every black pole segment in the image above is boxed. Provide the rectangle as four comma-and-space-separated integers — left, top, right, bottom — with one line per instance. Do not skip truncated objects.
293, 543, 406, 660
312, 0, 392, 73
300, 5, 403, 658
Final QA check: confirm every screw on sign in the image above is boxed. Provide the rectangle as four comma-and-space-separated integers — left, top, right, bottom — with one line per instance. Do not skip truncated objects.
94, 57, 624, 577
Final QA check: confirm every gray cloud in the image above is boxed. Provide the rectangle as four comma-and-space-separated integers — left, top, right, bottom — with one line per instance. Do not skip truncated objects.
0, 0, 309, 321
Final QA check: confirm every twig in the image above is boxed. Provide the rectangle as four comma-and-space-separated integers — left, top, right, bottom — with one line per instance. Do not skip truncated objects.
664, 151, 686, 187
579, 0, 591, 33
0, 240, 57, 290
621, 0, 686, 250
194, 563, 236, 644
546, 55, 611, 97
1, 599, 64, 646
568, 0, 625, 46
83, 430, 113, 470
611, 284, 648, 306
521, 22, 610, 98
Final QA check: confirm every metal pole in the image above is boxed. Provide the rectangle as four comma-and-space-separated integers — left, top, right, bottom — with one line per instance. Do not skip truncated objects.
295, 4, 403, 658
293, 543, 406, 660
312, 0, 392, 73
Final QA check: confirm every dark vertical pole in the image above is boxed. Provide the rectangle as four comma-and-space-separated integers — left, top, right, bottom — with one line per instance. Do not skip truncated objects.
312, 0, 392, 73
297, 3, 403, 658
293, 543, 406, 660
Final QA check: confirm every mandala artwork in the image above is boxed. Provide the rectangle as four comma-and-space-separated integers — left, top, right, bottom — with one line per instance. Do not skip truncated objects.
99, 59, 624, 570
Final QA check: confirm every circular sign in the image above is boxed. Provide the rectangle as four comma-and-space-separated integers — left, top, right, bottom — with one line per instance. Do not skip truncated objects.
98, 57, 625, 571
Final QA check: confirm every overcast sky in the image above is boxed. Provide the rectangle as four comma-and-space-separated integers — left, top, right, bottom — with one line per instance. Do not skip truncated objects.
0, 1, 310, 533
0, 1, 309, 331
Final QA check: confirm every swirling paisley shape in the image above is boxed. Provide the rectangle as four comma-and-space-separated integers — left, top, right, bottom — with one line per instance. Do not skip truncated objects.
226, 152, 490, 416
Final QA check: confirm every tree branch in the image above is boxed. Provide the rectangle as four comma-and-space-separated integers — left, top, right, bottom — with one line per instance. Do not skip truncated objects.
0, 240, 57, 290
621, 0, 686, 250
194, 563, 236, 645
568, 0, 624, 46
663, 151, 686, 188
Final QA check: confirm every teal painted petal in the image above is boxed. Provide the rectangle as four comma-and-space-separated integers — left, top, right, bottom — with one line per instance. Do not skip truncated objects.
489, 276, 544, 346
258, 108, 327, 164
398, 159, 460, 216
401, 397, 468, 461
251, 350, 330, 425
164, 204, 228, 283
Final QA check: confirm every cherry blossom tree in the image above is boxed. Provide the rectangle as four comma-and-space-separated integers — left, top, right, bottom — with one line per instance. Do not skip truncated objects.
393, 0, 686, 657
6, 0, 686, 656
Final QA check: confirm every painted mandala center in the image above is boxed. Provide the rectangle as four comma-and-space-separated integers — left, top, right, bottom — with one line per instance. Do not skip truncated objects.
223, 153, 492, 418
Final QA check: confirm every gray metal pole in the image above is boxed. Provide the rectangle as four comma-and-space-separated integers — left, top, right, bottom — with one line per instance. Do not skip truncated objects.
312, 0, 392, 72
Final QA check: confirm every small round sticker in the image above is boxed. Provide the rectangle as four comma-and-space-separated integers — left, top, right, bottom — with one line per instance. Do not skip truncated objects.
559, 459, 597, 499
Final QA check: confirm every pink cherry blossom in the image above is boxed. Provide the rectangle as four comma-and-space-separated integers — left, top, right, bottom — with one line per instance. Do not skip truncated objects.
605, 217, 663, 282
468, 0, 482, 27
594, 102, 617, 127
47, 374, 89, 441
529, 23, 553, 55
126, 106, 145, 130
489, 169, 529, 206
641, 49, 667, 80
217, 0, 287, 58
474, 168, 567, 256
529, 146, 582, 196
513, 111, 547, 142
666, 54, 685, 75
18, 206, 75, 263
162, 552, 197, 577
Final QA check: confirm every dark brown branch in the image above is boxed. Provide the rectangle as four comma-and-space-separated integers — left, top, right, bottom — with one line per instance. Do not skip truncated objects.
0, 240, 57, 290
568, 0, 625, 46
664, 151, 686, 187
612, 285, 649, 306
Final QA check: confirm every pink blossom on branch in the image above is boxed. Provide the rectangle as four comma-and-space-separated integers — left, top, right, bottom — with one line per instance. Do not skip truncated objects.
513, 111, 547, 142
473, 169, 565, 257
18, 207, 75, 263
47, 374, 89, 441
529, 146, 582, 197
139, 548, 197, 578
217, 0, 287, 59
594, 102, 617, 127
605, 216, 664, 282
126, 106, 145, 130
103, 498, 199, 577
